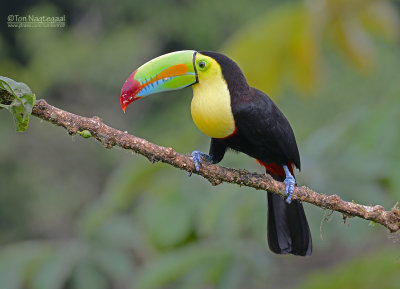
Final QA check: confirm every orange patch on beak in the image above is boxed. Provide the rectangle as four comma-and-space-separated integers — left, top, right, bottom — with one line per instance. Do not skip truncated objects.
141, 64, 189, 87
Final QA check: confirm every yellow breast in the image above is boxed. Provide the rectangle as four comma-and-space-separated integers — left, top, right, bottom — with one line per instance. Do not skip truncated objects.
191, 74, 235, 139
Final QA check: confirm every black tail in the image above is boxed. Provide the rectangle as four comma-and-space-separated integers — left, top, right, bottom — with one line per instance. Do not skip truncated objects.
267, 191, 312, 256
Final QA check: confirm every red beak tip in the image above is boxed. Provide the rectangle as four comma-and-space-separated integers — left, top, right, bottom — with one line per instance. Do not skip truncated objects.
120, 70, 140, 114
121, 104, 127, 113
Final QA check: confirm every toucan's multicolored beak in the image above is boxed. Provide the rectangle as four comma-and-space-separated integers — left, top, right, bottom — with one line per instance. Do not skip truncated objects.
120, 50, 198, 112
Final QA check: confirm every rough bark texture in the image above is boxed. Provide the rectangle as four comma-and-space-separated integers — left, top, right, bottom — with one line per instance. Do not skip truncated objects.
32, 99, 400, 232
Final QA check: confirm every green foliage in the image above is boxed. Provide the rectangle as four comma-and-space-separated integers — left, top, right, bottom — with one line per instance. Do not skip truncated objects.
31, 241, 82, 289
299, 249, 400, 289
1, 0, 400, 289
224, 3, 320, 95
0, 76, 35, 132
71, 261, 108, 289
139, 190, 194, 248
0, 242, 52, 289
223, 0, 399, 96
134, 243, 233, 289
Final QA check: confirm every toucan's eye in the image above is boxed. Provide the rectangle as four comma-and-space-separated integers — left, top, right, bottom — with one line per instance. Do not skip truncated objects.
197, 60, 209, 71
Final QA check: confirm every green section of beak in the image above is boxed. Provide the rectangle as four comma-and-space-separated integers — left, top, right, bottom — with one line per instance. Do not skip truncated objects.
134, 50, 198, 97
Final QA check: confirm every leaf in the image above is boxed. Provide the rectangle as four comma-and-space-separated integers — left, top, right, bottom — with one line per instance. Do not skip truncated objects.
0, 242, 53, 289
330, 16, 375, 71
79, 161, 162, 237
223, 1, 399, 96
31, 241, 83, 289
218, 262, 247, 289
96, 215, 142, 247
92, 245, 135, 281
71, 261, 107, 289
298, 248, 400, 289
140, 190, 193, 248
133, 243, 232, 289
0, 87, 14, 105
223, 3, 320, 96
0, 76, 35, 132
198, 190, 234, 236
360, 1, 400, 41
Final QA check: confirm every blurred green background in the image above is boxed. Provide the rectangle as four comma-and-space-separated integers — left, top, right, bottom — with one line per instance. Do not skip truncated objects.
1, 0, 400, 288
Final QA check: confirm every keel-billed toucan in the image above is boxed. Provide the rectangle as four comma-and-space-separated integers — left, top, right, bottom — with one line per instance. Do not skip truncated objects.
120, 50, 312, 256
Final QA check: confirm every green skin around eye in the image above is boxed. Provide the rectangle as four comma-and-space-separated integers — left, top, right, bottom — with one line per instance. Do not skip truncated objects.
197, 61, 208, 70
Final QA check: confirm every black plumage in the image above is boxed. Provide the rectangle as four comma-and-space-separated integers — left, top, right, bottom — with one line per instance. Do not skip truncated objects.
200, 51, 312, 256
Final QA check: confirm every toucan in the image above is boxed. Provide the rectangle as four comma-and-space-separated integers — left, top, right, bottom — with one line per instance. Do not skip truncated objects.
120, 50, 312, 256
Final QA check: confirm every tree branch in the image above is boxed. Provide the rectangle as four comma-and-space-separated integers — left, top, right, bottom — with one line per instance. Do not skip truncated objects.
31, 99, 400, 232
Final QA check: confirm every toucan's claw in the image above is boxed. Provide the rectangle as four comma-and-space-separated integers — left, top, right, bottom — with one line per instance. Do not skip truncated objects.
283, 165, 295, 204
191, 150, 211, 172
284, 176, 295, 203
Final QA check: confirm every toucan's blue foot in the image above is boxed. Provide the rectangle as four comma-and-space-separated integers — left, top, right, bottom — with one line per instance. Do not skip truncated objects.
191, 150, 211, 172
283, 165, 295, 203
